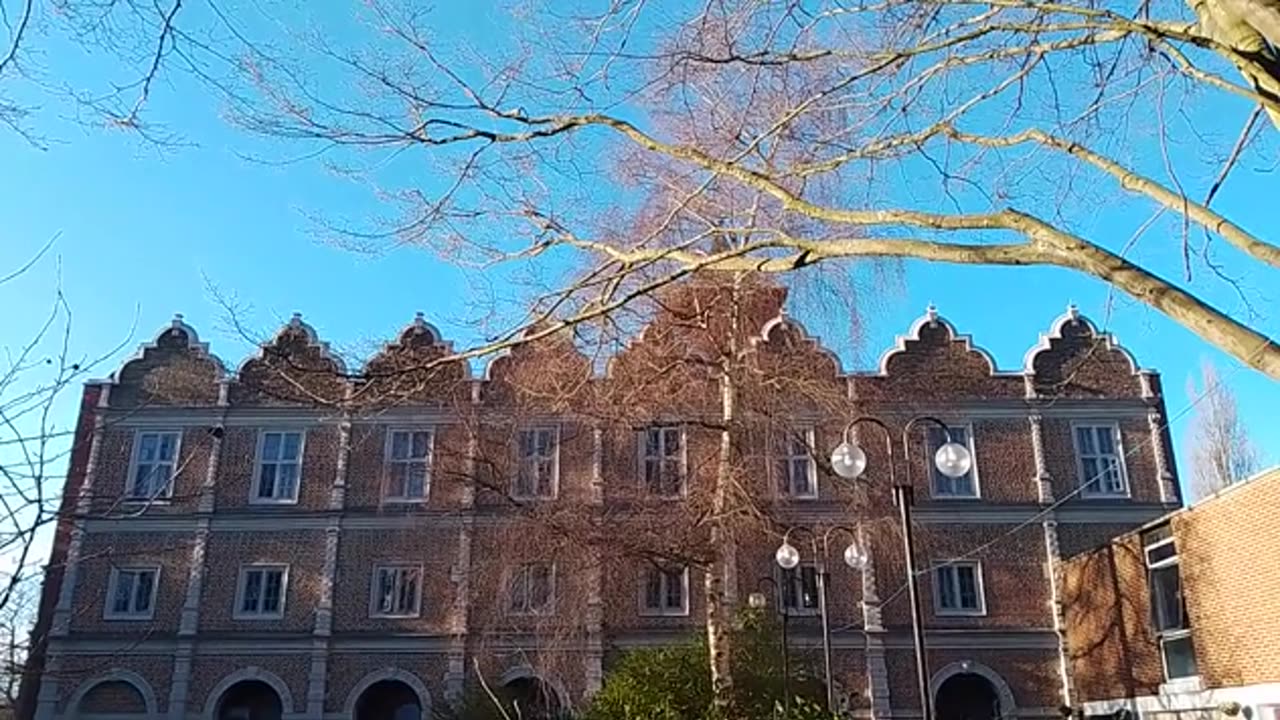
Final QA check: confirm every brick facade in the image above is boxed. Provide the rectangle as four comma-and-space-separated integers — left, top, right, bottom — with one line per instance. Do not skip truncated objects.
1063, 467, 1280, 717
22, 287, 1179, 720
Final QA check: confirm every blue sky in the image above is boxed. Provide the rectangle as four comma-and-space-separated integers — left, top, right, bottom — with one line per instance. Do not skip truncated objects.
1, 0, 1277, 510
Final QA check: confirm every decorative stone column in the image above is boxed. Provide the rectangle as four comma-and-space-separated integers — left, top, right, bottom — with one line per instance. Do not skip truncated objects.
1147, 410, 1178, 503
168, 380, 227, 719
859, 527, 891, 720
1028, 413, 1054, 503
444, 427, 478, 703
305, 414, 351, 717
584, 425, 606, 697
1042, 518, 1075, 708
36, 384, 111, 720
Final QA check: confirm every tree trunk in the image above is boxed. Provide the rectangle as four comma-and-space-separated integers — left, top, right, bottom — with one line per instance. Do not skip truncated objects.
705, 276, 742, 719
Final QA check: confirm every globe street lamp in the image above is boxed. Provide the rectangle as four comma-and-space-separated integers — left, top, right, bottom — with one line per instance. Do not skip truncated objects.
774, 525, 867, 714
829, 416, 971, 720
749, 576, 790, 716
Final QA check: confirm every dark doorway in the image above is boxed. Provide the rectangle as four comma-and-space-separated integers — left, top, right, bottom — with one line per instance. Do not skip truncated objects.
215, 680, 284, 720
354, 679, 423, 720
502, 676, 561, 720
935, 672, 1001, 720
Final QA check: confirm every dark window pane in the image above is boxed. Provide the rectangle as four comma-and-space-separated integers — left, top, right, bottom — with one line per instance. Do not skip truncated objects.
958, 567, 979, 608
243, 571, 263, 612
645, 570, 662, 608
1162, 634, 1198, 679
134, 572, 154, 612
1150, 566, 1185, 631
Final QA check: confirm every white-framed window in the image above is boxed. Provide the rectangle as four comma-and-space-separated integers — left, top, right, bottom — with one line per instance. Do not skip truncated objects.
1143, 525, 1199, 680
509, 561, 555, 615
253, 430, 304, 503
385, 428, 432, 502
126, 430, 181, 500
515, 427, 559, 499
934, 561, 986, 616
104, 566, 159, 620
927, 424, 979, 499
1072, 423, 1129, 497
641, 425, 685, 497
781, 564, 820, 614
777, 428, 817, 499
371, 564, 422, 618
234, 565, 288, 620
641, 565, 689, 616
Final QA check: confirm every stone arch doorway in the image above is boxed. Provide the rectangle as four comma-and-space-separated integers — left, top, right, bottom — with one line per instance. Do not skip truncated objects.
353, 679, 423, 720
931, 660, 1017, 720
214, 679, 284, 720
498, 670, 564, 720
68, 670, 158, 718
935, 673, 1002, 720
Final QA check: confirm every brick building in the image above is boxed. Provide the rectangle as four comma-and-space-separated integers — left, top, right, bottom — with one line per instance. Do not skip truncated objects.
1062, 466, 1280, 720
21, 280, 1182, 720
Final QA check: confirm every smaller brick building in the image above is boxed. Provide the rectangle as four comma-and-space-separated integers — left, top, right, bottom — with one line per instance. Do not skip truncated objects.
1062, 466, 1280, 720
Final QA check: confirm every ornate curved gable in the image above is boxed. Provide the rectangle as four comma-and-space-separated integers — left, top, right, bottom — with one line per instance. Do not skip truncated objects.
109, 314, 225, 408
482, 324, 593, 412
750, 314, 847, 414
855, 305, 1021, 402
357, 312, 470, 408
603, 276, 788, 418
1024, 304, 1142, 398
231, 313, 349, 406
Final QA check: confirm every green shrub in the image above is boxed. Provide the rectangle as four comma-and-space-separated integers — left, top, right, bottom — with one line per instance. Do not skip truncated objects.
582, 609, 836, 720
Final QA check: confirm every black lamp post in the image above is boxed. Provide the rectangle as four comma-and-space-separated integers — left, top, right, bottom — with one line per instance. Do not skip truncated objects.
828, 415, 972, 720
774, 525, 867, 715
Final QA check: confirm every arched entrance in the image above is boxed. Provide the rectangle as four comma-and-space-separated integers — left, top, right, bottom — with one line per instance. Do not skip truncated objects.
69, 672, 157, 718
935, 672, 1001, 720
214, 679, 284, 720
500, 675, 562, 720
354, 679, 423, 720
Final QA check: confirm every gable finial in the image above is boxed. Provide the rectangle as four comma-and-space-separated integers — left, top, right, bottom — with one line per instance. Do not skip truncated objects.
1066, 302, 1079, 322
926, 303, 939, 325
172, 312, 185, 326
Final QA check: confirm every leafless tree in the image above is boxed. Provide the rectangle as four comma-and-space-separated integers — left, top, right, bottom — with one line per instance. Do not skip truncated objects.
3, 1, 1277, 369
0, 577, 34, 708
0, 238, 128, 636
206, 0, 1278, 378
1185, 359, 1258, 499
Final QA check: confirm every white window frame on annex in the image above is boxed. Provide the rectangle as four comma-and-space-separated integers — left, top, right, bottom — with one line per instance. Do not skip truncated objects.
233, 564, 290, 621
124, 429, 183, 502
639, 564, 690, 617
776, 427, 819, 500
508, 560, 557, 616
638, 424, 688, 499
369, 563, 424, 619
1144, 526, 1198, 682
932, 560, 987, 617
926, 421, 981, 500
1070, 421, 1131, 499
104, 565, 161, 620
513, 425, 560, 501
383, 427, 434, 503
250, 429, 306, 505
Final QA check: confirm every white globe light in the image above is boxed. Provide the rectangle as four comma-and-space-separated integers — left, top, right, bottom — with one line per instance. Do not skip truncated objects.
830, 442, 867, 480
935, 441, 972, 479
775, 542, 801, 570
843, 542, 868, 569
748, 592, 768, 609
